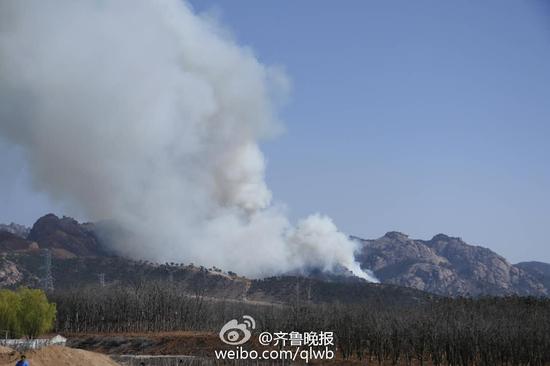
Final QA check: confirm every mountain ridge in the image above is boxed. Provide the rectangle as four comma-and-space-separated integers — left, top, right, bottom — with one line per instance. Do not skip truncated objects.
0, 214, 548, 297
354, 231, 548, 296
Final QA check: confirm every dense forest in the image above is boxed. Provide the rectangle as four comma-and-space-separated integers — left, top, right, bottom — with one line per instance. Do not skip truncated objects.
50, 281, 550, 366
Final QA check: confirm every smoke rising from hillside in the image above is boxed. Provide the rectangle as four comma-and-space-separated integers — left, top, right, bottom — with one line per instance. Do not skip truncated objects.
0, 0, 377, 281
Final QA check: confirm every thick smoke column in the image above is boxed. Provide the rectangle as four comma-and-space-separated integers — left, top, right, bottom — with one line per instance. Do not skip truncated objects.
0, 0, 377, 281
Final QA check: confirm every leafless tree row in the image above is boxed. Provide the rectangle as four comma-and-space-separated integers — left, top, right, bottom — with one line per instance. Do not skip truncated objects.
51, 283, 550, 365
51, 282, 268, 333
321, 297, 550, 366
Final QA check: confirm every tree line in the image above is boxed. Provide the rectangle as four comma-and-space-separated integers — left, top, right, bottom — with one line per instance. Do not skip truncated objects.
50, 282, 550, 365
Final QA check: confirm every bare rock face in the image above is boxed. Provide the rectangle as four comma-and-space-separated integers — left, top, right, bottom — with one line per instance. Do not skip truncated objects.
0, 259, 23, 286
0, 231, 33, 252
28, 214, 105, 257
0, 223, 30, 238
355, 232, 548, 297
516, 262, 550, 291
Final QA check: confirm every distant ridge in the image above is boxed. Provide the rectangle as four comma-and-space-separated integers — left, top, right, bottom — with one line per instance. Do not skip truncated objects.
355, 232, 548, 297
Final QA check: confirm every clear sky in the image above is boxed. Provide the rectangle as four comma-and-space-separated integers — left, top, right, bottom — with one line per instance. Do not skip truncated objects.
1, 0, 549, 264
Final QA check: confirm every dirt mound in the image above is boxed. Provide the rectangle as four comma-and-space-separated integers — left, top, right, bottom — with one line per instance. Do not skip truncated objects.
0, 346, 15, 355
0, 346, 17, 365
0, 346, 119, 366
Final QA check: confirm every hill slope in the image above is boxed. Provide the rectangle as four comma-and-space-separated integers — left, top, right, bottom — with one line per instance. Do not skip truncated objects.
1, 214, 548, 298
355, 232, 547, 296
516, 261, 550, 291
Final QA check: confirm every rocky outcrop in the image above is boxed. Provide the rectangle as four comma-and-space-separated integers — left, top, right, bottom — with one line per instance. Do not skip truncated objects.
516, 261, 550, 291
28, 214, 106, 257
0, 223, 30, 238
0, 231, 36, 252
355, 232, 548, 297
0, 259, 23, 287
2, 214, 549, 298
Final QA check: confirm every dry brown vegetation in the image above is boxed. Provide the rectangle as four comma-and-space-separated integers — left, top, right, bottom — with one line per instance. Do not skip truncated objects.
49, 281, 550, 365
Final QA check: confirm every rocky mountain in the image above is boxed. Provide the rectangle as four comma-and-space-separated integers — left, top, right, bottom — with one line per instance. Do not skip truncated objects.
516, 261, 550, 291
0, 223, 30, 238
355, 232, 548, 297
0, 214, 434, 305
1, 214, 549, 298
0, 230, 35, 252
27, 213, 107, 257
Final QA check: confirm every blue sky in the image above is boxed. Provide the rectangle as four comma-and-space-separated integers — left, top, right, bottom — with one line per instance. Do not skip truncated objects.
189, 0, 550, 263
1, 0, 549, 263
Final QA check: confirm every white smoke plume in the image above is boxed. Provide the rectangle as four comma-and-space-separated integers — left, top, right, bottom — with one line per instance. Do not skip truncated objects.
0, 0, 377, 281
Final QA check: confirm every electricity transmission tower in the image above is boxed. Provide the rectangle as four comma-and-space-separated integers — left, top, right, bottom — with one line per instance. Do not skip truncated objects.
98, 273, 106, 287
42, 249, 54, 292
